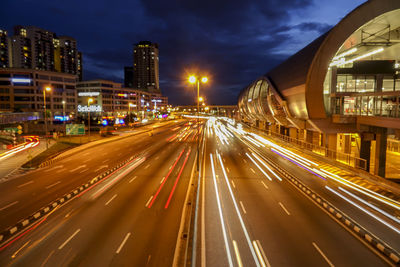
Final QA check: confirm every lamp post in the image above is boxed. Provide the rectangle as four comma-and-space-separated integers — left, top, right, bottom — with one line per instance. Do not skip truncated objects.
88, 98, 93, 141
62, 100, 66, 134
188, 75, 208, 171
43, 86, 52, 149
128, 103, 135, 125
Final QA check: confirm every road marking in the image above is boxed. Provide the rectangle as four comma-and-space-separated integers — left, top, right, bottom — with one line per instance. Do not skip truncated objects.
312, 242, 334, 267
160, 177, 165, 184
155, 156, 159, 160
118, 153, 122, 156
69, 165, 87, 172
105, 194, 117, 206
239, 201, 247, 214
279, 202, 290, 215
250, 168, 256, 174
56, 168, 65, 173
79, 168, 89, 173
261, 181, 269, 189
58, 229, 80, 250
82, 158, 91, 163
145, 195, 154, 207
226, 167, 230, 173
243, 159, 247, 163
11, 240, 30, 258
44, 165, 63, 172
253, 240, 271, 267
94, 165, 108, 172
65, 210, 73, 218
231, 180, 236, 188
102, 159, 110, 163
145, 164, 150, 169
233, 240, 243, 267
45, 181, 61, 189
116, 233, 131, 254
129, 176, 137, 183
41, 250, 55, 267
82, 152, 90, 156
17, 180, 34, 188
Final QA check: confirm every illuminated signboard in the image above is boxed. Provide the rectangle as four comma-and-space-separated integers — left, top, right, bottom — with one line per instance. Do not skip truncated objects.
78, 92, 100, 97
117, 93, 128, 98
54, 116, 69, 121
77, 105, 102, 112
151, 99, 162, 102
11, 78, 31, 83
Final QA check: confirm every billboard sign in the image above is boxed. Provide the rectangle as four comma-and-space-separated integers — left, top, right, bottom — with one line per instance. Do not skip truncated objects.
66, 124, 85, 135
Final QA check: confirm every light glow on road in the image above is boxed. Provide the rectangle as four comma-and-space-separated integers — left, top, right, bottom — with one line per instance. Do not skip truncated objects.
210, 153, 234, 267
0, 136, 40, 161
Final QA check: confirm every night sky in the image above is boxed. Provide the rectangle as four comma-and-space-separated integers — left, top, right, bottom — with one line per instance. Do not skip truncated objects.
3, 0, 365, 105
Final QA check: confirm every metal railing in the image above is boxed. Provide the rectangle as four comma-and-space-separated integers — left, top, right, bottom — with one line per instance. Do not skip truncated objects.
265, 130, 367, 170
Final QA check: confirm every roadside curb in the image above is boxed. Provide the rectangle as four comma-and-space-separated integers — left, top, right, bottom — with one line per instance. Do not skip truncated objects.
0, 154, 139, 249
258, 152, 400, 265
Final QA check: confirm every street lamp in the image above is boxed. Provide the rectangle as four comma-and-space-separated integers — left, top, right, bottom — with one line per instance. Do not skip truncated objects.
62, 100, 66, 134
43, 86, 52, 149
128, 103, 135, 124
88, 97, 93, 141
188, 75, 208, 171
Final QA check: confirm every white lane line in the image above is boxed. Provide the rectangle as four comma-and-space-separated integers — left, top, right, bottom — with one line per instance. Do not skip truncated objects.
226, 167, 230, 173
250, 168, 256, 174
145, 195, 154, 207
45, 181, 61, 189
253, 240, 271, 267
129, 176, 137, 183
58, 229, 80, 250
94, 165, 108, 172
312, 242, 334, 267
82, 152, 90, 156
69, 165, 87, 172
56, 168, 65, 173
79, 168, 89, 173
216, 152, 260, 266
210, 154, 234, 267
102, 159, 110, 163
116, 232, 131, 254
105, 194, 117, 206
233, 240, 243, 267
239, 201, 247, 214
243, 159, 247, 163
231, 180, 236, 188
82, 158, 91, 163
155, 156, 159, 160
0, 201, 19, 212
145, 164, 150, 169
17, 180, 34, 188
160, 177, 165, 184
261, 181, 269, 190
279, 202, 290, 215
41, 250, 55, 267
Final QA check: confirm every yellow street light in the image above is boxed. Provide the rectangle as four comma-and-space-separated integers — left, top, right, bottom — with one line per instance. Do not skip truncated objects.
198, 96, 204, 102
201, 77, 208, 83
45, 86, 51, 92
189, 75, 196, 84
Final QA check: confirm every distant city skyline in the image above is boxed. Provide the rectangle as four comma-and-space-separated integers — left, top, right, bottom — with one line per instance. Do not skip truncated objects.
3, 0, 366, 105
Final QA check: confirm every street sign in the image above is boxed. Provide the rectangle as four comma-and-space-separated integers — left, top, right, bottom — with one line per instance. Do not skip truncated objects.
17, 130, 23, 135
66, 124, 85, 135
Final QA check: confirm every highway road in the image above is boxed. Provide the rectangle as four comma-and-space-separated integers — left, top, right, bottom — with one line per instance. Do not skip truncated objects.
197, 118, 390, 266
0, 116, 399, 266
0, 119, 200, 266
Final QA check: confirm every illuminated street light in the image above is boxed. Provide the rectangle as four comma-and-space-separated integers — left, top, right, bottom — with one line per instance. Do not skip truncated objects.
43, 86, 52, 149
88, 98, 94, 141
198, 96, 204, 102
187, 74, 208, 172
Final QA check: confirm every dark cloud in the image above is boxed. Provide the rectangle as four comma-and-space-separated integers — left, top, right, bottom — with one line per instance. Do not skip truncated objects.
2, 0, 350, 105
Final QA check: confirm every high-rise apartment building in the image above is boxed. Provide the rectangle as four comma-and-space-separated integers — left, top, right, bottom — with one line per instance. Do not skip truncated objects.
0, 29, 9, 68
4, 25, 82, 80
133, 41, 160, 92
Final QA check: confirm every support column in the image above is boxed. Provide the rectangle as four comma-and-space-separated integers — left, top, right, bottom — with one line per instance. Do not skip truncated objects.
325, 133, 337, 159
360, 136, 371, 172
374, 129, 387, 178
289, 128, 297, 140
306, 130, 313, 144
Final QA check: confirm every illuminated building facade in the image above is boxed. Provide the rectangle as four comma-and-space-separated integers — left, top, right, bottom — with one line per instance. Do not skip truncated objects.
133, 41, 160, 93
238, 0, 400, 178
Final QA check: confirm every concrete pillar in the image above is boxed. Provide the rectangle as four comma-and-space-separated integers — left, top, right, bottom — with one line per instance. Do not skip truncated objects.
360, 137, 371, 172
289, 128, 297, 140
306, 130, 313, 144
374, 129, 387, 177
344, 134, 351, 154
326, 133, 337, 159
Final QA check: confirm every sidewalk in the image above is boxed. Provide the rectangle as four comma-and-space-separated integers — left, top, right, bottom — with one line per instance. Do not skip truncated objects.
0, 140, 55, 180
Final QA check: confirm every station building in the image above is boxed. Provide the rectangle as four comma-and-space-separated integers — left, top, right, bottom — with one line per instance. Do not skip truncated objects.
238, 0, 400, 178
